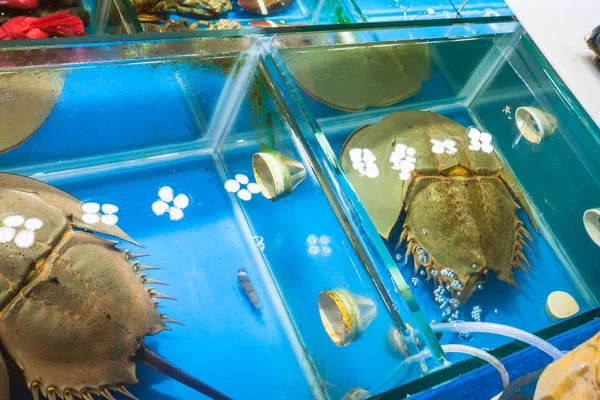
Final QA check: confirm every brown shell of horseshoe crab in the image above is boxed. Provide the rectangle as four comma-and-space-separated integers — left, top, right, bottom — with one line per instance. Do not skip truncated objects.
0, 173, 229, 400
340, 111, 537, 304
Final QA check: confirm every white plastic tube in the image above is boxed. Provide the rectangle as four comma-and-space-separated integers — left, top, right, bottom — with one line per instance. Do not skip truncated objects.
369, 343, 510, 394
432, 322, 564, 360
442, 344, 510, 389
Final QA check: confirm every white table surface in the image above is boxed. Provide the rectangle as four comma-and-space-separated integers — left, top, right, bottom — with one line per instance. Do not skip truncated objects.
504, 0, 600, 127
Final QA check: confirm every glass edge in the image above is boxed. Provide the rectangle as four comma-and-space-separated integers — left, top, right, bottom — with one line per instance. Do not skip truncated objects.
263, 37, 447, 368
0, 15, 516, 50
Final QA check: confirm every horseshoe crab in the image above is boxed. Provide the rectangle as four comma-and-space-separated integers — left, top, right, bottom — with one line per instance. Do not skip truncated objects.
0, 173, 230, 399
340, 111, 537, 303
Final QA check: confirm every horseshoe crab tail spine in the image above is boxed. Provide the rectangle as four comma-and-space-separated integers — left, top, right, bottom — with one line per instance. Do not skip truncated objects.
135, 346, 233, 400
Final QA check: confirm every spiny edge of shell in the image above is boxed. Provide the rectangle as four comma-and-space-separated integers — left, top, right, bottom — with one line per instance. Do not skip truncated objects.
30, 381, 139, 400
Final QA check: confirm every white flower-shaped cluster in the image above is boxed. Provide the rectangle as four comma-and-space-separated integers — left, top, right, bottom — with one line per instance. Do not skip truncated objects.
82, 202, 119, 226
224, 174, 261, 201
307, 234, 332, 257
430, 138, 457, 155
152, 186, 190, 221
467, 128, 494, 154
348, 148, 379, 179
390, 144, 417, 181
0, 215, 43, 249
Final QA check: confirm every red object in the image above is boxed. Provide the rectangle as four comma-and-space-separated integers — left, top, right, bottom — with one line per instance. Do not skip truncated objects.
0, 0, 39, 10
0, 10, 86, 40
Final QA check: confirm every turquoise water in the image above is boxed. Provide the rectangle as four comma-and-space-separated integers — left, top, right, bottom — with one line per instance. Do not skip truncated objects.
2, 21, 600, 400
273, 25, 600, 388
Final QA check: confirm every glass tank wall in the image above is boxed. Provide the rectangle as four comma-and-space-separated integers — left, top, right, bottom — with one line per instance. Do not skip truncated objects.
268, 20, 600, 395
0, 18, 598, 400
0, 34, 443, 400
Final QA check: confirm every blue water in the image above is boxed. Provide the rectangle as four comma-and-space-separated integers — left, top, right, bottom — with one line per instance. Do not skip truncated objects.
275, 29, 600, 377
2, 60, 228, 173
4, 20, 600, 400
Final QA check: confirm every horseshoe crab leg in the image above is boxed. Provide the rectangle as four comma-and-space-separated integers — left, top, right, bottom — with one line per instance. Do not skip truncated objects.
135, 346, 232, 400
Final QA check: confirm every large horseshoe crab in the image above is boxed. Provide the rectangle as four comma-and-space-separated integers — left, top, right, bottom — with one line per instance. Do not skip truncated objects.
0, 173, 230, 400
340, 111, 537, 304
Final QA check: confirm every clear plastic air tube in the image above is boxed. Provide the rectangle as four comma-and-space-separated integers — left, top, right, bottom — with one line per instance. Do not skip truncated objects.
432, 322, 564, 360
442, 344, 510, 389
368, 343, 509, 395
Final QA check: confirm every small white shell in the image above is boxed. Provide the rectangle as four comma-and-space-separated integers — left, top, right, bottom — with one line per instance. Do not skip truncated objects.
101, 204, 119, 215
395, 144, 407, 153
235, 174, 249, 185
224, 179, 241, 193
158, 186, 174, 203
24, 218, 43, 231
14, 230, 35, 249
237, 189, 252, 201
481, 144, 494, 154
82, 202, 100, 214
247, 183, 261, 194
365, 163, 379, 178
352, 161, 366, 171
443, 139, 456, 149
173, 194, 190, 210
468, 128, 481, 140
0, 227, 16, 243
480, 132, 493, 144
3, 215, 25, 228
362, 151, 376, 164
168, 207, 184, 221
152, 200, 170, 216
349, 148, 363, 162
431, 145, 445, 154
306, 234, 318, 245
82, 213, 100, 225
468, 143, 481, 151
101, 214, 119, 226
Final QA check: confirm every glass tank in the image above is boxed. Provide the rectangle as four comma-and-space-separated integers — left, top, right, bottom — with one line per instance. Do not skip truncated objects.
0, 18, 598, 400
